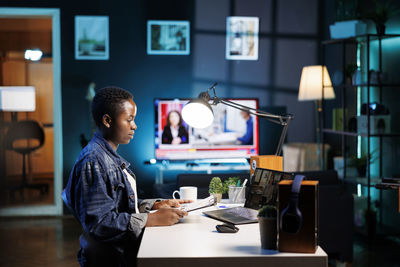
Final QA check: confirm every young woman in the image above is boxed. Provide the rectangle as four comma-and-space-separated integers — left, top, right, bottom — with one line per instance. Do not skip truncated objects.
63, 87, 190, 267
161, 110, 189, 144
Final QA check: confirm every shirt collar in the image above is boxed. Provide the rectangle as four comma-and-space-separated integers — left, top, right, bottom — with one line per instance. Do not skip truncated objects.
92, 131, 131, 169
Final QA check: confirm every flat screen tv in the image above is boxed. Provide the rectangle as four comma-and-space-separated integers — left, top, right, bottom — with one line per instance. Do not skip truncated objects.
154, 98, 259, 160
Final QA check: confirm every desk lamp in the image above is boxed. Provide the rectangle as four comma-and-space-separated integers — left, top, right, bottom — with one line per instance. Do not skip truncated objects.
182, 83, 293, 156
298, 65, 335, 168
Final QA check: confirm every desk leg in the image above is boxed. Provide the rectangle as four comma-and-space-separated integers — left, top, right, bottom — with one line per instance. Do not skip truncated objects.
398, 188, 400, 213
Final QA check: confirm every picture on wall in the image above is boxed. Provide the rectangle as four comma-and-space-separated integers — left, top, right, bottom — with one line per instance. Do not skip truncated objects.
147, 20, 190, 55
75, 16, 109, 60
226, 16, 259, 60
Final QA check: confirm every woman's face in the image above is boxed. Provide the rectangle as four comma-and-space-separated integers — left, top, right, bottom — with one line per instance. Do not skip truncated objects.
109, 99, 137, 146
169, 111, 180, 127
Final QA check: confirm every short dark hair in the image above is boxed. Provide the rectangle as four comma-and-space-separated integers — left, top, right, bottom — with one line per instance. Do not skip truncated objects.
91, 86, 133, 128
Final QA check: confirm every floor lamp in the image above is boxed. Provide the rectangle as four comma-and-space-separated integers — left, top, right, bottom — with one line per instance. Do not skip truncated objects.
298, 66, 335, 169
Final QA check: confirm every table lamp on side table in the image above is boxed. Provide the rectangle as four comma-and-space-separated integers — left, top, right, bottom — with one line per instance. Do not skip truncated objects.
298, 65, 335, 169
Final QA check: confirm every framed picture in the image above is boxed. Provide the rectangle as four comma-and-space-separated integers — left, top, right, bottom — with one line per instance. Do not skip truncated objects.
75, 16, 109, 60
147, 20, 190, 55
226, 17, 259, 60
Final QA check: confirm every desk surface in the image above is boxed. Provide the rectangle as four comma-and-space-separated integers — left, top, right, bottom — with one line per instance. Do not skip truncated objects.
138, 206, 328, 267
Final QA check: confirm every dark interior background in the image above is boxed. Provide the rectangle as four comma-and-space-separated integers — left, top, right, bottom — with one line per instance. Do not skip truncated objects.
1, 0, 399, 219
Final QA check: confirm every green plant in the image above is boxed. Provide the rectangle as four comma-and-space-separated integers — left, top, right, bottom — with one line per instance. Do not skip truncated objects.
209, 177, 224, 194
223, 177, 240, 193
258, 205, 277, 218
335, 0, 361, 21
345, 63, 357, 79
367, 0, 400, 25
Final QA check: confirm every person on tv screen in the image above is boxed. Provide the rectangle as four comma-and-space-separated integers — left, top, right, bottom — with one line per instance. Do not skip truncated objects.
237, 110, 253, 145
63, 87, 191, 267
162, 110, 189, 145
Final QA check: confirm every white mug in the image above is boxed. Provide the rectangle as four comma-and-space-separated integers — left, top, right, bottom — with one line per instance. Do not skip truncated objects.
173, 186, 197, 201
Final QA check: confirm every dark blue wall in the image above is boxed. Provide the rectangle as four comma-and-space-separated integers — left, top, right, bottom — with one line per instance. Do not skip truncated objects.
0, 0, 322, 199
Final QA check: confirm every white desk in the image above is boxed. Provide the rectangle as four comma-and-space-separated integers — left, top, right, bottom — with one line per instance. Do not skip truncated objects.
138, 206, 328, 267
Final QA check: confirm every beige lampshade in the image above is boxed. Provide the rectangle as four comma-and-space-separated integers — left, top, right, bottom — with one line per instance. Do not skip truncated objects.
298, 65, 335, 101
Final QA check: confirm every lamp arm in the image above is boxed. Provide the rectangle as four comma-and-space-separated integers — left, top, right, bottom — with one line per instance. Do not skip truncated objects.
216, 98, 293, 156
218, 98, 290, 126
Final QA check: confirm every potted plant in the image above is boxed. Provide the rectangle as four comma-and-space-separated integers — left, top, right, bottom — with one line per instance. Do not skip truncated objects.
349, 151, 376, 177
330, 0, 367, 39
258, 205, 278, 250
366, 0, 400, 35
209, 177, 224, 203
224, 177, 240, 200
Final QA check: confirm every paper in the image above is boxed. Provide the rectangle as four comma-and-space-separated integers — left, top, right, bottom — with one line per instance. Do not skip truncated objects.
179, 195, 215, 212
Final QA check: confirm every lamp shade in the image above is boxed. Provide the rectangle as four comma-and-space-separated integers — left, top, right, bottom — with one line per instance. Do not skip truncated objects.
182, 98, 214, 128
0, 86, 36, 111
298, 65, 335, 101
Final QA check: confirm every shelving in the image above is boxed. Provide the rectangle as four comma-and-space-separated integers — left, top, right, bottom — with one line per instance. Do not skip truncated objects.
321, 33, 400, 235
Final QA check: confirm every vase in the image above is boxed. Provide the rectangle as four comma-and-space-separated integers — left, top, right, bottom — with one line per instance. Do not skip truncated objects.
212, 193, 222, 203
258, 216, 277, 250
376, 24, 386, 36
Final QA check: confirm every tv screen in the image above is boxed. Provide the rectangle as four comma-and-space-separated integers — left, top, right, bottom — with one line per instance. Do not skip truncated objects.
154, 98, 259, 160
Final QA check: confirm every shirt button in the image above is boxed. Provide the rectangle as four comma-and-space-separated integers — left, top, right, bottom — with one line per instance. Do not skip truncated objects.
130, 195, 134, 200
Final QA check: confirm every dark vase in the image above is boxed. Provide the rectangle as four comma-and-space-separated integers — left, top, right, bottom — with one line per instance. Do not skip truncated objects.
376, 24, 386, 36
357, 166, 367, 177
365, 210, 376, 238
258, 216, 277, 250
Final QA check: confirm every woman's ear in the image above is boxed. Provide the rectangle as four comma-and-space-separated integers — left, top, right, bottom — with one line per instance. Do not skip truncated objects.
102, 114, 112, 128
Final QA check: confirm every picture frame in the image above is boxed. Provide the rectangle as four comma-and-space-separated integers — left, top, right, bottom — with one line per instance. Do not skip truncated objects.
226, 16, 259, 60
147, 20, 190, 55
75, 16, 109, 60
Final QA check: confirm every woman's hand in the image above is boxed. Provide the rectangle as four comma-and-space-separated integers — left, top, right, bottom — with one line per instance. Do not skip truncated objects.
152, 199, 193, 210
146, 208, 188, 226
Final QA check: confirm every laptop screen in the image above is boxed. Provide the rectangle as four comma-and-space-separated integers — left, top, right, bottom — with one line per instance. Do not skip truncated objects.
244, 168, 294, 210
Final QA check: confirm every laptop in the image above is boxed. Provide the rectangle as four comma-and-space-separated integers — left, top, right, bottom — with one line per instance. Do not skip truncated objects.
203, 168, 294, 225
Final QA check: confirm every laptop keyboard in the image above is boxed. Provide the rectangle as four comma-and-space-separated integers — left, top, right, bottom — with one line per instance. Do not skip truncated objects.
225, 207, 258, 220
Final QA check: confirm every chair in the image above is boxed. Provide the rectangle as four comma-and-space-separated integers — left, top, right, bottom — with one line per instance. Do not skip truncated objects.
4, 120, 48, 200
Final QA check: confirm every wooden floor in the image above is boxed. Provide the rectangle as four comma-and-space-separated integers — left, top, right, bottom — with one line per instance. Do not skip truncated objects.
0, 216, 399, 267
0, 216, 81, 267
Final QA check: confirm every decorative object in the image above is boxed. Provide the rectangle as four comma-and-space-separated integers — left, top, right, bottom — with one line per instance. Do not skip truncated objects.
182, 83, 292, 156
366, 0, 400, 35
332, 108, 347, 131
329, 20, 367, 39
75, 16, 109, 60
226, 16, 259, 60
209, 177, 224, 202
298, 65, 335, 169
329, 0, 366, 39
258, 205, 277, 250
147, 20, 190, 55
349, 152, 376, 177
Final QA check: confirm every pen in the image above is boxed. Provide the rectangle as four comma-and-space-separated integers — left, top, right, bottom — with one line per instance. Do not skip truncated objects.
233, 179, 248, 203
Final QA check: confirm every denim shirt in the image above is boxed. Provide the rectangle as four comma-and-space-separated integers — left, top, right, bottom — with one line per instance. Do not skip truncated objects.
63, 132, 156, 249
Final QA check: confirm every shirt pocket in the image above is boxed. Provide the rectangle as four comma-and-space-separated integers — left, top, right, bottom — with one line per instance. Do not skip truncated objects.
111, 182, 126, 212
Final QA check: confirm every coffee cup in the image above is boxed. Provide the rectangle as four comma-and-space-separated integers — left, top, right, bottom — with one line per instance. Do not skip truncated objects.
173, 186, 197, 201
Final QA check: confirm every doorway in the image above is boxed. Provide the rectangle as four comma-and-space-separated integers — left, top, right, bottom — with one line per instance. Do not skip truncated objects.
0, 8, 62, 215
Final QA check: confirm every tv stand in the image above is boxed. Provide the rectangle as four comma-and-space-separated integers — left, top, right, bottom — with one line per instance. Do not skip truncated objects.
153, 160, 250, 184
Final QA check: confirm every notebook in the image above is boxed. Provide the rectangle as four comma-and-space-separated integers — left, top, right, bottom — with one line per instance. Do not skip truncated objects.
203, 168, 294, 225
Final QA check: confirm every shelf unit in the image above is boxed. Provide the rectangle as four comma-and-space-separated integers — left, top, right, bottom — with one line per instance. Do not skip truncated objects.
321, 34, 400, 234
